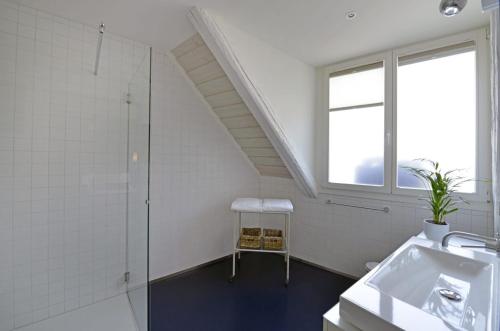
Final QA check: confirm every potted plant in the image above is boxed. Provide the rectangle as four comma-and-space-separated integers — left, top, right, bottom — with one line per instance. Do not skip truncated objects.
405, 160, 468, 242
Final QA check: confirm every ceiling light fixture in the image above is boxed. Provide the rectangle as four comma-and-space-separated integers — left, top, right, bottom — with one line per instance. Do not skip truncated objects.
439, 0, 467, 17
345, 11, 357, 20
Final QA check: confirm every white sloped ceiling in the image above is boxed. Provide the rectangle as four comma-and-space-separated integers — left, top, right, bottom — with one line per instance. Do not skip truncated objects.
185, 7, 318, 198
172, 34, 292, 179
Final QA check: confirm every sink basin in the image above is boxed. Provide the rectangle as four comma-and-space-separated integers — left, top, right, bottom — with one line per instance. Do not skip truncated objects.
368, 244, 493, 329
339, 237, 499, 331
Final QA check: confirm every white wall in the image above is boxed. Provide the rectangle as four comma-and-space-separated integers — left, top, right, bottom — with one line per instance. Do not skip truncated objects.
148, 51, 260, 280
148, 33, 495, 281
260, 176, 494, 278
204, 11, 317, 196
0, 1, 148, 329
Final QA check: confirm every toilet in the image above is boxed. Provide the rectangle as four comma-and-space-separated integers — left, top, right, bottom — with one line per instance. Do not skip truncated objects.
365, 261, 379, 273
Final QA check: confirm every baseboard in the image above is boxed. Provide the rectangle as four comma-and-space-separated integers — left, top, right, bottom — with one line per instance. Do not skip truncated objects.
289, 256, 360, 281
150, 253, 360, 284
149, 254, 232, 284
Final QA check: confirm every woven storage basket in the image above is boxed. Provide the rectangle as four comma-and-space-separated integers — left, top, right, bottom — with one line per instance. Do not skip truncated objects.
240, 227, 261, 249
263, 228, 283, 250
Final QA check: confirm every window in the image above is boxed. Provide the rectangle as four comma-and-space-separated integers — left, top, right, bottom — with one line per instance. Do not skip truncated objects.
328, 63, 385, 186
397, 43, 477, 193
323, 30, 488, 198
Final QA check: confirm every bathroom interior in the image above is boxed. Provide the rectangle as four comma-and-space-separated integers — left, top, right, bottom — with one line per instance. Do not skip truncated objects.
0, 0, 499, 330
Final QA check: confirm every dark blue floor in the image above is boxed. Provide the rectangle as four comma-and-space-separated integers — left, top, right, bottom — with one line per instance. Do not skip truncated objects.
150, 253, 356, 331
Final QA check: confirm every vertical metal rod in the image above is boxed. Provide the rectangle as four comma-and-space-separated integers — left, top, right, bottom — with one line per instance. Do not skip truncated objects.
286, 213, 290, 285
94, 22, 105, 76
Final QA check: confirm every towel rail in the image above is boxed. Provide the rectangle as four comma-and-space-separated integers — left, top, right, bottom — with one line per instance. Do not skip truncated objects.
326, 199, 390, 213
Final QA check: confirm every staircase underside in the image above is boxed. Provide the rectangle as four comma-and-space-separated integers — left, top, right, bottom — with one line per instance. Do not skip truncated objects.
172, 34, 292, 178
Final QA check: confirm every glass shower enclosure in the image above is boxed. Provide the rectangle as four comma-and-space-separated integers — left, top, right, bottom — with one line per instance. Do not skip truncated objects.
126, 48, 151, 331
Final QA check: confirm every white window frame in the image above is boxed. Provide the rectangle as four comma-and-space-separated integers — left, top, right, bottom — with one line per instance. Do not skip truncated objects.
321, 51, 393, 194
318, 29, 490, 203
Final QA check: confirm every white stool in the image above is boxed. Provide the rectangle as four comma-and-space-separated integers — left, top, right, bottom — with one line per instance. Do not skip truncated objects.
230, 198, 293, 286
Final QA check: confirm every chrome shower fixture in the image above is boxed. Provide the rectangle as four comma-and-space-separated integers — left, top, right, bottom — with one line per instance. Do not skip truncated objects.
439, 0, 467, 17
94, 22, 105, 75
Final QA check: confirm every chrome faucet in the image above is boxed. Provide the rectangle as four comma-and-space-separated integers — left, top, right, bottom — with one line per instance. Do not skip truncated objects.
442, 231, 500, 252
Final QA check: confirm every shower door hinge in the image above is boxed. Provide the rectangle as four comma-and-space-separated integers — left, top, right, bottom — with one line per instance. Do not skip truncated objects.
124, 271, 130, 283
145, 199, 150, 205
126, 93, 132, 105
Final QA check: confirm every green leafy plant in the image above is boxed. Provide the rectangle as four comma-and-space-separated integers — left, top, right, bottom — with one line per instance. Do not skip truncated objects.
405, 160, 469, 225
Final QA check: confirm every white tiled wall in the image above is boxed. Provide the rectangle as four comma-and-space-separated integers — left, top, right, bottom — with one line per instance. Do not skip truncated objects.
0, 1, 148, 329
148, 51, 261, 280
147, 49, 494, 283
260, 176, 494, 278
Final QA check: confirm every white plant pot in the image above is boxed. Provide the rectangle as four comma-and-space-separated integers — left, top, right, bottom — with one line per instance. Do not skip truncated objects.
423, 219, 450, 242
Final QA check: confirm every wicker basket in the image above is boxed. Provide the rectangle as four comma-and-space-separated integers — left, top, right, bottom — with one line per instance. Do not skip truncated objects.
263, 228, 283, 250
240, 227, 261, 249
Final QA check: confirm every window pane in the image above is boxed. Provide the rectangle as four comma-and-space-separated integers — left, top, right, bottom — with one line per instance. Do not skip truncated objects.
329, 106, 384, 185
329, 66, 384, 109
397, 51, 476, 193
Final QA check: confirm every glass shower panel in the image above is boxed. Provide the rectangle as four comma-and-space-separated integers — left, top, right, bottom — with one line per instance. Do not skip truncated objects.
126, 48, 151, 331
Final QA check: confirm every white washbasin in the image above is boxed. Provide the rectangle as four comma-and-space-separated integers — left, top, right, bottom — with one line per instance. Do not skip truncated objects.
339, 237, 499, 331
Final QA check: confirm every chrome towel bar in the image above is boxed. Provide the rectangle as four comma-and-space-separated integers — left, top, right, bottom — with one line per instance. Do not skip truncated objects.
326, 199, 390, 213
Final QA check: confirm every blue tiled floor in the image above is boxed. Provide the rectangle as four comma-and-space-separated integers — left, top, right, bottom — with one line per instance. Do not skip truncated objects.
150, 253, 356, 331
